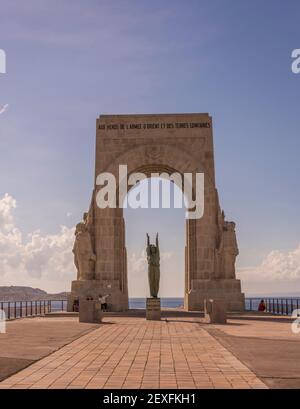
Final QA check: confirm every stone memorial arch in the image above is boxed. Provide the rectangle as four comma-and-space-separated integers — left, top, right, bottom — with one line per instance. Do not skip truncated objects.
68, 114, 244, 311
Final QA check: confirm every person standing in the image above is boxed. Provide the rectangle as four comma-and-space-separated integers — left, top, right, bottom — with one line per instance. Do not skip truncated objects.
98, 294, 109, 311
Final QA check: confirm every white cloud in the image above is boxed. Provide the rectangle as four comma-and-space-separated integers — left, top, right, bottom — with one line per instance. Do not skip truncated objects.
5, 191, 299, 297
0, 193, 177, 296
0, 194, 75, 293
128, 250, 173, 274
127, 249, 174, 297
0, 104, 9, 115
238, 245, 300, 295
128, 250, 147, 276
128, 250, 173, 276
0, 193, 16, 231
238, 245, 300, 282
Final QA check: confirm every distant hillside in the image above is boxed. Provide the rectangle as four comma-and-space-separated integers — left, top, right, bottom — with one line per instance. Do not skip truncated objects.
0, 286, 68, 301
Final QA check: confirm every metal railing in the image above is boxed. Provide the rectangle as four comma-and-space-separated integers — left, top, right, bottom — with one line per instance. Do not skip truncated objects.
0, 300, 67, 320
245, 298, 300, 316
2, 298, 300, 318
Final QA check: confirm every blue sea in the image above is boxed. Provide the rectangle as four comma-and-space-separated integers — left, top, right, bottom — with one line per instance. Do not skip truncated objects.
129, 298, 183, 309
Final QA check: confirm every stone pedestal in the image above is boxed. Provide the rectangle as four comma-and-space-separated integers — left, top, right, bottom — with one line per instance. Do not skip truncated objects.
67, 280, 128, 312
185, 279, 245, 312
146, 298, 161, 321
79, 299, 102, 323
204, 298, 227, 324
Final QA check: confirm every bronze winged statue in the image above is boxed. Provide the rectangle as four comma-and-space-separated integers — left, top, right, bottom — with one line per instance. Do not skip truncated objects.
146, 233, 160, 298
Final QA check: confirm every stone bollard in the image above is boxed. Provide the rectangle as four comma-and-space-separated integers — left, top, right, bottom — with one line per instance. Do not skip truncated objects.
79, 299, 102, 323
204, 298, 227, 324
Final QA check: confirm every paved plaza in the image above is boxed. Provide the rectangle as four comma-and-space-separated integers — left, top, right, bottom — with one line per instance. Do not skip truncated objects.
0, 315, 268, 389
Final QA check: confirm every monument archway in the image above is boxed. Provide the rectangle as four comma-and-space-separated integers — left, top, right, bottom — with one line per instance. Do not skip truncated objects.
69, 114, 244, 311
124, 174, 187, 303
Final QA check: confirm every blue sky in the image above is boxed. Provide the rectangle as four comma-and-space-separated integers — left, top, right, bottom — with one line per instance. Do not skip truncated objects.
0, 0, 300, 295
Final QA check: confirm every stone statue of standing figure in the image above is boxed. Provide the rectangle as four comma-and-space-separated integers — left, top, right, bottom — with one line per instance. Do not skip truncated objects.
223, 221, 239, 279
215, 215, 239, 280
146, 233, 160, 298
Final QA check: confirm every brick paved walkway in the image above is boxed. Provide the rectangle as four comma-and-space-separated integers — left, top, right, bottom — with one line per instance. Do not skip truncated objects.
0, 317, 267, 389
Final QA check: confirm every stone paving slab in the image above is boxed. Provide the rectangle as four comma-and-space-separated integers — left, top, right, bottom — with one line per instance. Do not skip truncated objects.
205, 314, 300, 388
0, 317, 100, 381
0, 317, 267, 389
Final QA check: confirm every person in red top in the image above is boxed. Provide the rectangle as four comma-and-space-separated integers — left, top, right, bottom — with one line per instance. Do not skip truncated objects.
258, 299, 266, 312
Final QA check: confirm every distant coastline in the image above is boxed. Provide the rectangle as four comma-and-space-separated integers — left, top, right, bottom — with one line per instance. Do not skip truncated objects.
0, 286, 68, 301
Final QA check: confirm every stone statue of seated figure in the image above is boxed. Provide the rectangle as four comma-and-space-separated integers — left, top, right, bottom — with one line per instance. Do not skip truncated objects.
73, 222, 96, 281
